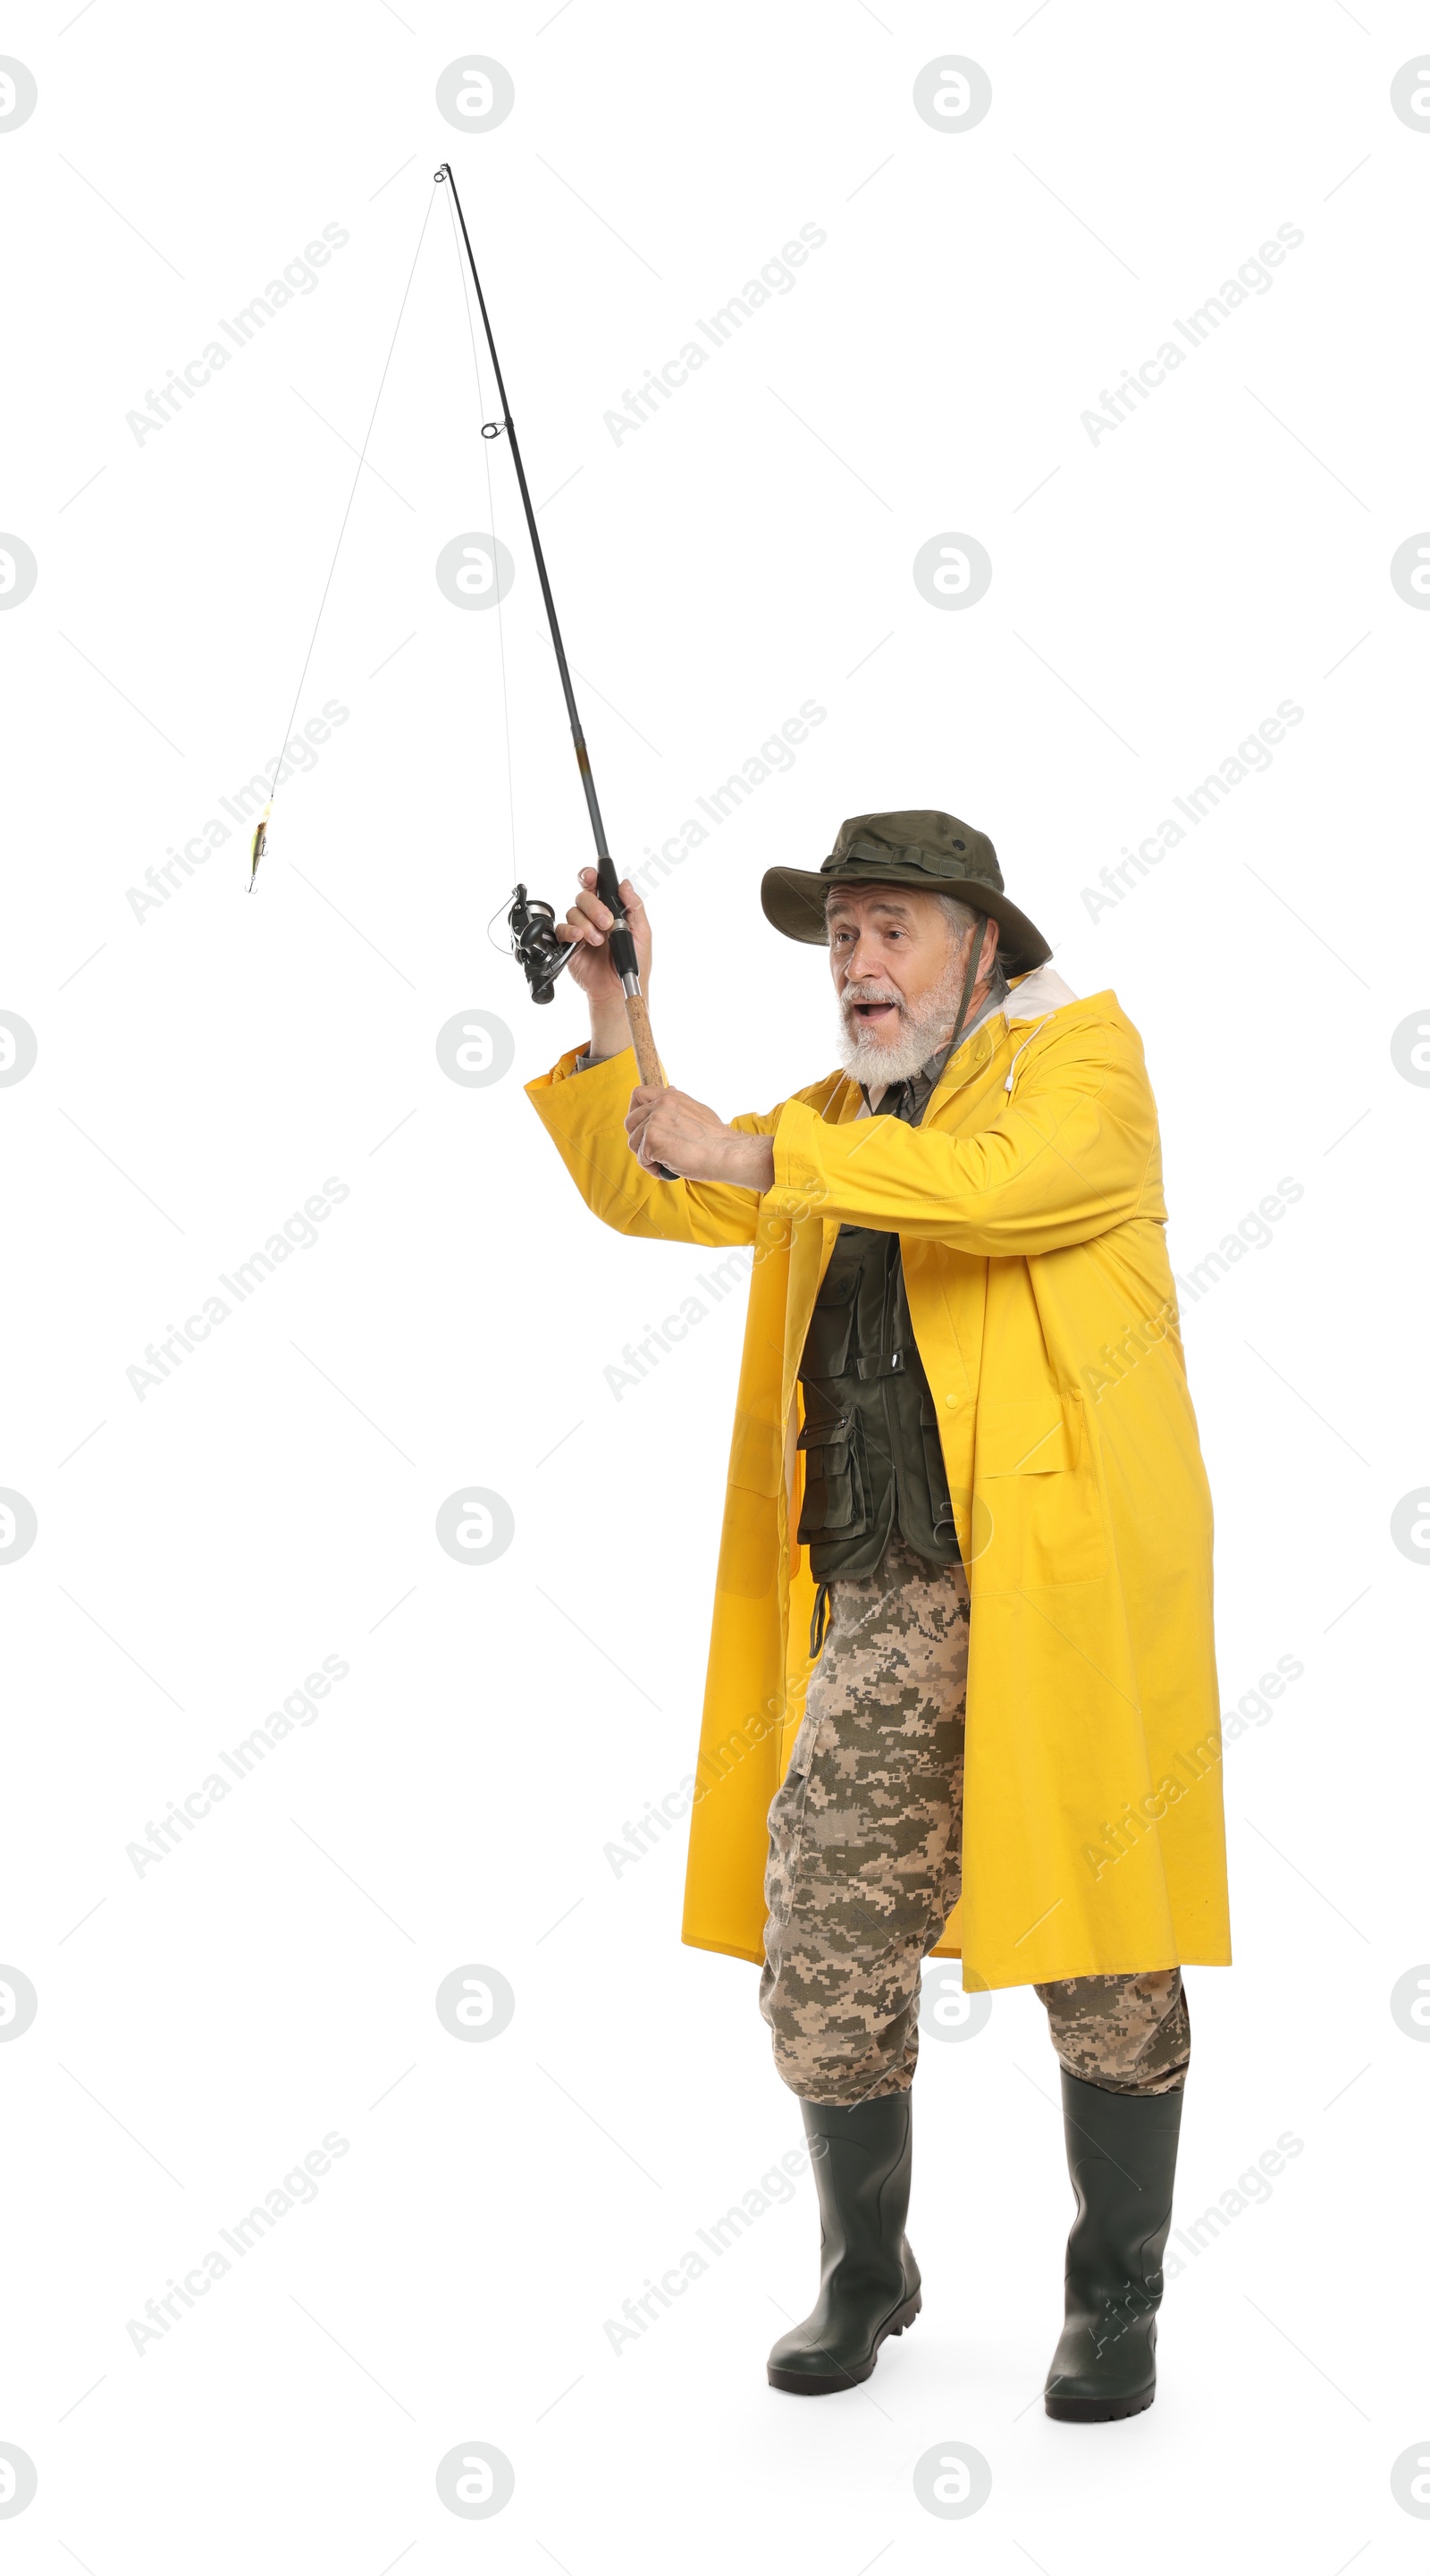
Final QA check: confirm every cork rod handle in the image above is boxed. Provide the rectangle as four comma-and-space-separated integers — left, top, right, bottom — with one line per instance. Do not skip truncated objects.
622, 985, 662, 1088
622, 985, 677, 1182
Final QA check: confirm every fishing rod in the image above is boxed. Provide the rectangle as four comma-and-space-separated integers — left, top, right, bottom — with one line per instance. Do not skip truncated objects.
250, 161, 674, 1166
438, 179, 628, 973
435, 160, 674, 1170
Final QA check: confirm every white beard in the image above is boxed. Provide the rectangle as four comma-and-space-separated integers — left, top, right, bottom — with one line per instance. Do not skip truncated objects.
836, 954, 977, 1089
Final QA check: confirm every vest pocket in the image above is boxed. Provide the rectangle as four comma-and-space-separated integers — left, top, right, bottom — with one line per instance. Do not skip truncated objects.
795, 1406, 871, 1542
799, 1269, 857, 1380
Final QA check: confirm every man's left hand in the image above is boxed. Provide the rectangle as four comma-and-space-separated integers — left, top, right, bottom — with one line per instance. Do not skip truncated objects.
625, 1086, 775, 1191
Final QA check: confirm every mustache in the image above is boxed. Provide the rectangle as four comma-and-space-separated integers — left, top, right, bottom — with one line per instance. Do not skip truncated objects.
840, 982, 904, 1014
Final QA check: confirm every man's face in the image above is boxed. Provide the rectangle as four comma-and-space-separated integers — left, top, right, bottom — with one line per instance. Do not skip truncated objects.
828, 887, 982, 1083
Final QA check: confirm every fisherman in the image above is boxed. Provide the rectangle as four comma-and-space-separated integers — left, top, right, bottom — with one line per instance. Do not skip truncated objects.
527, 811, 1230, 2420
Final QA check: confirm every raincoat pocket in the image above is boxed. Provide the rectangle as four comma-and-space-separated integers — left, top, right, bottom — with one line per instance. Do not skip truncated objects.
973, 1394, 1104, 1589
722, 1410, 783, 1601
976, 1398, 1081, 1477
728, 1410, 784, 1496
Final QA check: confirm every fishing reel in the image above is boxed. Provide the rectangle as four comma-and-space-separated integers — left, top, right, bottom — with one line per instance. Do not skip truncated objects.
508, 884, 576, 1004
507, 864, 643, 1006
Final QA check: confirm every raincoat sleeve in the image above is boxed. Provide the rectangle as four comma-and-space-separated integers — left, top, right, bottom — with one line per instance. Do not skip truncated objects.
526, 1042, 768, 1249
765, 1011, 1157, 1255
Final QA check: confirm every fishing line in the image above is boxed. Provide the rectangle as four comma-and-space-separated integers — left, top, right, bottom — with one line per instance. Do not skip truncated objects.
248, 185, 437, 888
484, 888, 518, 956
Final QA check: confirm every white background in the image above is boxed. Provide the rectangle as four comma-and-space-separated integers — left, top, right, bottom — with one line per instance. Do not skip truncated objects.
2, 0, 1426, 2565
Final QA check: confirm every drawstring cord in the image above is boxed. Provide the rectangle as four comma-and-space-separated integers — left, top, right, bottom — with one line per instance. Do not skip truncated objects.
1005, 1014, 1053, 1093
809, 1580, 833, 1661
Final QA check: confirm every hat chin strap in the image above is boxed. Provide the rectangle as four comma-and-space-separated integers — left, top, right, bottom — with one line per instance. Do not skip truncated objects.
940, 922, 990, 1065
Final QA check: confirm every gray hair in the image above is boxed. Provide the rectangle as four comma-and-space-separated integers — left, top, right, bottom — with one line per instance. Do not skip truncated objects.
935, 893, 1011, 999
934, 891, 985, 941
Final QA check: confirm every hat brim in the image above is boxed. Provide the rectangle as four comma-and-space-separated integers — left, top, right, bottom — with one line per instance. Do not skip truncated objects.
760, 863, 1052, 974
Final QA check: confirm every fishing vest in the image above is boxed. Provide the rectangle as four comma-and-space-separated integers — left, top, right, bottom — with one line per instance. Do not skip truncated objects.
795, 1048, 962, 1643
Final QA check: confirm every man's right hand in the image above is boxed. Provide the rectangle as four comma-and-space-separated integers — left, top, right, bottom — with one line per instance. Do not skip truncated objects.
558, 869, 652, 1059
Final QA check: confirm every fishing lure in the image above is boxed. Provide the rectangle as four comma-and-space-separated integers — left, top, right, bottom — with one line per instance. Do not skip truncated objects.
248, 800, 270, 891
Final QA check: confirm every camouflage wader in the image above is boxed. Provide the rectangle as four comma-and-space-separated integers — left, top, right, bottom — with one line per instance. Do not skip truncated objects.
759, 1532, 1190, 2107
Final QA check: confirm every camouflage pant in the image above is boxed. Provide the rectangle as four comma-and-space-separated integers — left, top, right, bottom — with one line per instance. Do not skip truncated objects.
759, 1533, 1190, 2108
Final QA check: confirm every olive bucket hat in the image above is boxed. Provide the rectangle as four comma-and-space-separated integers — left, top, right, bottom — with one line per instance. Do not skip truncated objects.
761, 808, 1051, 975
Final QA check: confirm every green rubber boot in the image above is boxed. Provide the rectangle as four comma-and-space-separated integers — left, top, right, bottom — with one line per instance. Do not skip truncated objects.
768, 2092, 921, 2395
1044, 2069, 1184, 2422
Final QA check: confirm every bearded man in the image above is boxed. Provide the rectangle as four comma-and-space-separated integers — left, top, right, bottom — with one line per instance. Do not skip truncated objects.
527, 810, 1230, 2420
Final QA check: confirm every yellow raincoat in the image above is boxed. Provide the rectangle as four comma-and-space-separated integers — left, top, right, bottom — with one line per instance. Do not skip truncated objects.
527, 969, 1231, 1991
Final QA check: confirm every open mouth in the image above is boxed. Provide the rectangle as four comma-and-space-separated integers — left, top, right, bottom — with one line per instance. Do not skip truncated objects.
850, 998, 901, 1025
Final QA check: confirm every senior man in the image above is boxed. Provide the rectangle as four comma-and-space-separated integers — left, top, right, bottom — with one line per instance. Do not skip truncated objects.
527, 811, 1229, 2420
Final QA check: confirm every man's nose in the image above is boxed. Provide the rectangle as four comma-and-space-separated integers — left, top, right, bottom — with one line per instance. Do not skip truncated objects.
844, 931, 886, 983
